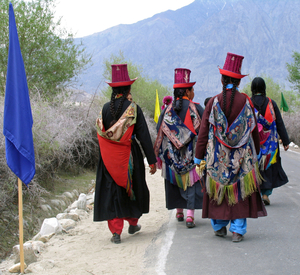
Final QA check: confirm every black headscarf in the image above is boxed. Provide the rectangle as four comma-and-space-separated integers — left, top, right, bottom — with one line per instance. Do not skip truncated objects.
251, 77, 266, 96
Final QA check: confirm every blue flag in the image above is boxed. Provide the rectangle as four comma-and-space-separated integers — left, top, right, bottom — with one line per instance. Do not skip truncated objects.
3, 3, 35, 185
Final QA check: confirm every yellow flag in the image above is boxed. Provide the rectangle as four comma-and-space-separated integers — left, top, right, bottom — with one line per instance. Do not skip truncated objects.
154, 89, 161, 123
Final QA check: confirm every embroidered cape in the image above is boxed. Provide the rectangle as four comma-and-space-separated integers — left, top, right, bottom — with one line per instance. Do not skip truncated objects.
154, 101, 201, 190
205, 95, 262, 205
96, 102, 137, 199
255, 97, 278, 170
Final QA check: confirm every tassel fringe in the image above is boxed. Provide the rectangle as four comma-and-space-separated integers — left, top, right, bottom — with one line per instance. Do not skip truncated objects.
206, 162, 262, 205
126, 157, 135, 200
161, 162, 200, 190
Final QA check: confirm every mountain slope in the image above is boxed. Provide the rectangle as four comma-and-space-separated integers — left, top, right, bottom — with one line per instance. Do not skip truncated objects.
76, 0, 300, 104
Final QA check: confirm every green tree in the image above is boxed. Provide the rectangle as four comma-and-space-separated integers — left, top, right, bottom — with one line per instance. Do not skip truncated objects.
102, 52, 171, 115
0, 0, 92, 99
287, 51, 300, 94
242, 75, 300, 112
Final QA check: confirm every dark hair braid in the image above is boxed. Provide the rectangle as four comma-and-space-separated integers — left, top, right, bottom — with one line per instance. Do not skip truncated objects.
173, 88, 184, 112
221, 75, 240, 117
222, 75, 230, 114
173, 87, 191, 112
109, 86, 131, 126
228, 78, 240, 116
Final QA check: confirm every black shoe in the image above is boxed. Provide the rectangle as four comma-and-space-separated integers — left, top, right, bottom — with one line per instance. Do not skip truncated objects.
262, 195, 270, 205
111, 233, 121, 244
214, 226, 227, 237
232, 232, 244, 242
176, 212, 184, 222
128, 224, 141, 234
186, 217, 195, 228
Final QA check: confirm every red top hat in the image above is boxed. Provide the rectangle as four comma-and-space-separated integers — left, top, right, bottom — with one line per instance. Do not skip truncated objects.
173, 68, 196, 89
218, 52, 248, 79
106, 64, 137, 87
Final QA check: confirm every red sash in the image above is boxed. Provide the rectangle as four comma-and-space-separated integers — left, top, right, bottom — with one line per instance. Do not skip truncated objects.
97, 125, 134, 196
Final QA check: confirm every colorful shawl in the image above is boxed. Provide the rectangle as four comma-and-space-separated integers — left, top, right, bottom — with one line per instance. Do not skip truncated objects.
255, 97, 278, 170
96, 103, 137, 200
206, 96, 262, 205
154, 101, 201, 190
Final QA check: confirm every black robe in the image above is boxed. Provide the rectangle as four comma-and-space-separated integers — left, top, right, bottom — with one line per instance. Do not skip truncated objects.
94, 98, 156, 222
157, 99, 204, 210
251, 95, 289, 190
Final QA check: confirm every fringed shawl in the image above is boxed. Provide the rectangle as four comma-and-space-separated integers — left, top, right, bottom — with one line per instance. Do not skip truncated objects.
154, 102, 201, 190
96, 102, 137, 200
255, 98, 278, 170
206, 96, 262, 205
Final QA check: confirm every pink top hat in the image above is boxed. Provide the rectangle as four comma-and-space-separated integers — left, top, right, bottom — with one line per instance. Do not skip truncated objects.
218, 52, 248, 79
173, 68, 196, 89
106, 64, 137, 87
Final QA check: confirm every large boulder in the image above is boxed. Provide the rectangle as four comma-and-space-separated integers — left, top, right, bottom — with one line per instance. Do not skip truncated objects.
39, 218, 62, 236
13, 242, 37, 265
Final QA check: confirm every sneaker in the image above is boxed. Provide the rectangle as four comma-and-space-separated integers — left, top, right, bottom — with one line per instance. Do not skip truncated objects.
262, 195, 270, 205
176, 212, 184, 222
232, 232, 244, 242
186, 216, 195, 228
214, 226, 227, 237
111, 233, 121, 244
128, 224, 141, 234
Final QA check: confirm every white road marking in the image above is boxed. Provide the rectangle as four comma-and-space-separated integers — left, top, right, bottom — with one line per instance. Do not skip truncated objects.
155, 209, 177, 275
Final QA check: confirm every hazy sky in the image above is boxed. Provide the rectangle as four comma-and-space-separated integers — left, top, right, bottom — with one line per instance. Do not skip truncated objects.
54, 0, 194, 38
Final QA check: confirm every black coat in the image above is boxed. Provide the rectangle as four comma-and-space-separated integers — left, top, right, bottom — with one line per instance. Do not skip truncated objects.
157, 99, 204, 210
251, 95, 289, 189
94, 98, 156, 221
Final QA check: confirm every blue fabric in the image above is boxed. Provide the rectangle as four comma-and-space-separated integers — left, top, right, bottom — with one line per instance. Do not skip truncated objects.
3, 3, 35, 185
211, 218, 247, 235
226, 84, 239, 91
261, 189, 273, 196
194, 157, 202, 165
211, 219, 229, 231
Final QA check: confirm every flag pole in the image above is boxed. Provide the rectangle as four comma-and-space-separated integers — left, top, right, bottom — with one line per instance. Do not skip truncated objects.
18, 178, 25, 273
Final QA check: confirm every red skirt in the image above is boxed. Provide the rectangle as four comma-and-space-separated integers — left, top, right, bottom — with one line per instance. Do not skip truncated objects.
202, 188, 267, 220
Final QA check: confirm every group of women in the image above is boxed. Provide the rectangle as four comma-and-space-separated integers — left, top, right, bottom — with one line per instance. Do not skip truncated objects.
93, 53, 290, 244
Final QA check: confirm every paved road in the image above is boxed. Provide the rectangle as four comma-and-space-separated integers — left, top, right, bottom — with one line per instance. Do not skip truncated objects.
144, 148, 300, 275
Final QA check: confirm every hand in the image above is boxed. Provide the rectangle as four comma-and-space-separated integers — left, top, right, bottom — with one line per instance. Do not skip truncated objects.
284, 144, 289, 151
149, 164, 157, 175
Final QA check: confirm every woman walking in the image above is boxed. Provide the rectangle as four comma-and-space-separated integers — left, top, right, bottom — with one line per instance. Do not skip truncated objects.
94, 64, 157, 244
154, 68, 204, 228
251, 77, 289, 205
195, 53, 267, 242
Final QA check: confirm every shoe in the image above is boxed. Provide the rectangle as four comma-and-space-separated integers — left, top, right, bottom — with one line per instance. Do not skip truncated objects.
111, 233, 121, 244
176, 212, 184, 222
232, 232, 244, 242
262, 195, 270, 205
186, 216, 195, 228
128, 224, 141, 234
214, 226, 227, 237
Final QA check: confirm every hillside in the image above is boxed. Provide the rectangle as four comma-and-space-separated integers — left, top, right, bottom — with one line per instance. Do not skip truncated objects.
75, 0, 300, 104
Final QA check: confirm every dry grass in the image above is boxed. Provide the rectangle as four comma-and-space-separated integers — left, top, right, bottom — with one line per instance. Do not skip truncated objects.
0, 92, 159, 260
282, 112, 300, 145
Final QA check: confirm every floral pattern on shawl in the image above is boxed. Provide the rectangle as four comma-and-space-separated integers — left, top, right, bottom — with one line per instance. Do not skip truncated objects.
96, 103, 137, 141
255, 98, 278, 170
154, 102, 201, 190
206, 97, 261, 205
